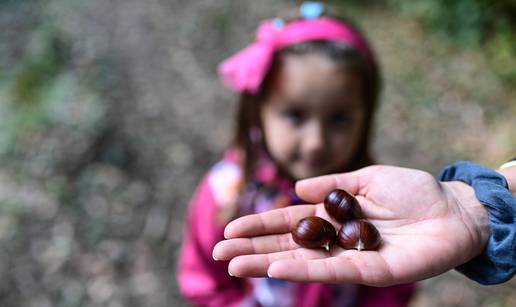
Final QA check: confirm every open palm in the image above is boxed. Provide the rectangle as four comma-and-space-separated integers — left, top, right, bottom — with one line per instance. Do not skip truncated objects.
212, 165, 489, 286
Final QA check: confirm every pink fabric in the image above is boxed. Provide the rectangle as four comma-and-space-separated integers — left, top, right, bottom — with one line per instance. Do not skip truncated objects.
218, 17, 374, 94
297, 283, 333, 307
178, 152, 416, 307
360, 283, 417, 307
178, 175, 251, 307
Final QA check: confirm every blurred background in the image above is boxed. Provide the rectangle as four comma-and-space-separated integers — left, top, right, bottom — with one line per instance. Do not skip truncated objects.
0, 0, 515, 306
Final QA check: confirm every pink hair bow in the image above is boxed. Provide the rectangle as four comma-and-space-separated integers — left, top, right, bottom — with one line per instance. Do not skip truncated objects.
218, 17, 374, 94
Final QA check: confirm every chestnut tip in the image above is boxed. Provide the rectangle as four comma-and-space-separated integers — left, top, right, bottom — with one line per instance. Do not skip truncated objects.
337, 219, 381, 251
291, 216, 337, 250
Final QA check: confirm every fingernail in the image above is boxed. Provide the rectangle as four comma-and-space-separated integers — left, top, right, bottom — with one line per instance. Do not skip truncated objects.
223, 228, 230, 239
228, 270, 234, 277
212, 253, 219, 261
267, 271, 273, 278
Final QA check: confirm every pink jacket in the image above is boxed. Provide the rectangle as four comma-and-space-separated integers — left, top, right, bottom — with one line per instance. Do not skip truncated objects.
178, 155, 415, 307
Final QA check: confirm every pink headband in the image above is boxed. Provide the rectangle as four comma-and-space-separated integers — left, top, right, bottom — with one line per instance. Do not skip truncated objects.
218, 17, 374, 94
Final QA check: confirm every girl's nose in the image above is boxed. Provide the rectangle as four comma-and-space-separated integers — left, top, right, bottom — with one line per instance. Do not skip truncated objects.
302, 120, 325, 153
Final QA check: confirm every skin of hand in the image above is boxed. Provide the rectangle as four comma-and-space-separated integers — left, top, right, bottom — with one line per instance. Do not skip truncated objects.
212, 165, 491, 286
498, 165, 516, 196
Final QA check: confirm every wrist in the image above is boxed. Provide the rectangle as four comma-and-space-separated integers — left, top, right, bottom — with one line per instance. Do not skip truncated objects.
498, 166, 516, 196
442, 181, 490, 261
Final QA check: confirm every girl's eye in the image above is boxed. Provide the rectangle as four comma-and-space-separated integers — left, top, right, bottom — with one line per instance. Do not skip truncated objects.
282, 109, 305, 125
330, 113, 352, 127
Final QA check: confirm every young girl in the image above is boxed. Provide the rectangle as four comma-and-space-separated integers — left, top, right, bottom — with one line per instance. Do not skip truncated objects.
178, 2, 415, 306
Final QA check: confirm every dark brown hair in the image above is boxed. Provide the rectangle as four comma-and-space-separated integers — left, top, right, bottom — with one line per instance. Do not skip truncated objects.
232, 18, 381, 181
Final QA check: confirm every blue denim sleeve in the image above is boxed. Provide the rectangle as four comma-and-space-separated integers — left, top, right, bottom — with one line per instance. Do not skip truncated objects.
439, 161, 516, 285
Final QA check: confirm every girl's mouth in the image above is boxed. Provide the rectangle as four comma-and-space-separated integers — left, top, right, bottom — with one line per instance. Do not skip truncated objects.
304, 158, 326, 168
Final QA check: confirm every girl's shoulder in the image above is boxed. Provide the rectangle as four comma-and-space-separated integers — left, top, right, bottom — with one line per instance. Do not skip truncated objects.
208, 157, 243, 204
205, 148, 245, 223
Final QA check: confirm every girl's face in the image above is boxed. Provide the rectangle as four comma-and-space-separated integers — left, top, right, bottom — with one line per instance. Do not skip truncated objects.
261, 54, 365, 180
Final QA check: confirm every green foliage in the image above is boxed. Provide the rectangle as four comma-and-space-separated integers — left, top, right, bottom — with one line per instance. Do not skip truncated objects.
335, 0, 516, 84
389, 0, 487, 45
10, 29, 69, 108
390, 0, 516, 83
0, 0, 107, 161
486, 23, 516, 84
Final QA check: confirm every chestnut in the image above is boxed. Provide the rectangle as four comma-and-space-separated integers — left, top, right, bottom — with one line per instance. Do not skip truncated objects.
337, 220, 381, 251
324, 189, 362, 223
291, 216, 336, 251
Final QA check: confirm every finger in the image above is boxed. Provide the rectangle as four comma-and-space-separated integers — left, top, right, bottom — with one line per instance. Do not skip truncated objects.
224, 205, 317, 239
295, 171, 362, 203
212, 233, 297, 261
353, 196, 396, 220
267, 258, 356, 283
228, 248, 326, 277
267, 251, 394, 286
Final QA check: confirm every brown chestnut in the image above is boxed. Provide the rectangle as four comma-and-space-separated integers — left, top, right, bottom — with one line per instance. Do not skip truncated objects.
291, 216, 336, 251
324, 189, 362, 223
337, 220, 381, 251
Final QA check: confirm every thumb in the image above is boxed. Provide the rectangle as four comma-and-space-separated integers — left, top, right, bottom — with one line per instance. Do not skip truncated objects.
295, 170, 364, 203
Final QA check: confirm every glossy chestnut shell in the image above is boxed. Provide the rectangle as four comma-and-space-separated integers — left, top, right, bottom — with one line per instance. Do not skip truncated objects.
337, 219, 381, 251
324, 189, 362, 223
292, 216, 336, 251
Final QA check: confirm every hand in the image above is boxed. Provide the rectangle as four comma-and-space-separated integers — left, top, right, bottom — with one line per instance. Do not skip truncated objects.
212, 165, 490, 286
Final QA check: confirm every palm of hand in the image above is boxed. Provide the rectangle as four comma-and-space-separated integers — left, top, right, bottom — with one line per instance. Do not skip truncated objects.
213, 166, 480, 286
